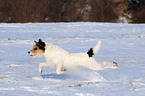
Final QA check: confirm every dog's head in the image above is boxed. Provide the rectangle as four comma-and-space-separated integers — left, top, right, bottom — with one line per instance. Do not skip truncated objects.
28, 39, 46, 58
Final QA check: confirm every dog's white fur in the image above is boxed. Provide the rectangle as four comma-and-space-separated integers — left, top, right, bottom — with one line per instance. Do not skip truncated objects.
29, 40, 118, 74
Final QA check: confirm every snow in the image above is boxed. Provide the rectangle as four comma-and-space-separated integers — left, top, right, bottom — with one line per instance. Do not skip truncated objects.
0, 22, 145, 96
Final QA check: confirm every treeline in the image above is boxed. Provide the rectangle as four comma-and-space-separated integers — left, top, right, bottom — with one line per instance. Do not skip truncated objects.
0, 0, 145, 23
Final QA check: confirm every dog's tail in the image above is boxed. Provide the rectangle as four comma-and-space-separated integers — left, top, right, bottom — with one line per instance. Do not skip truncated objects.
87, 40, 101, 57
93, 40, 101, 54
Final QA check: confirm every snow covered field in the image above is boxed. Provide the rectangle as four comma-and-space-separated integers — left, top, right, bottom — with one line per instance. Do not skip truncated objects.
0, 22, 145, 96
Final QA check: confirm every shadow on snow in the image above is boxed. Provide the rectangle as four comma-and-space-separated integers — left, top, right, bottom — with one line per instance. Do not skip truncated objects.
41, 73, 69, 80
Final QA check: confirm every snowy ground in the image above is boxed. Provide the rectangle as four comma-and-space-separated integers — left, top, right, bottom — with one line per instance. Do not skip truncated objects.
0, 22, 145, 96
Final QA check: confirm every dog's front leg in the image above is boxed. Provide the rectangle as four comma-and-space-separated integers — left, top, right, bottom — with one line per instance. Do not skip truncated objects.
56, 63, 64, 74
39, 63, 47, 74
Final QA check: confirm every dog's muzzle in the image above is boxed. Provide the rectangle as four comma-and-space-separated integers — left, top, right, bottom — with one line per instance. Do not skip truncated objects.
28, 51, 33, 56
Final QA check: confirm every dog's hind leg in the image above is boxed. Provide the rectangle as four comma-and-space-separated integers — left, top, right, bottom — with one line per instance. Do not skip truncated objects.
97, 61, 118, 69
39, 63, 48, 74
82, 60, 104, 70
83, 60, 118, 70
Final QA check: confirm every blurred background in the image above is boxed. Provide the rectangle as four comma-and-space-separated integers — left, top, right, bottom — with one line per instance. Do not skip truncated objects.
0, 0, 145, 23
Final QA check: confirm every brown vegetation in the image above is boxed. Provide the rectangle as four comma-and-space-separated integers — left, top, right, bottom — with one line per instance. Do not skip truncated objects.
0, 0, 145, 23
132, 9, 145, 23
0, 0, 50, 22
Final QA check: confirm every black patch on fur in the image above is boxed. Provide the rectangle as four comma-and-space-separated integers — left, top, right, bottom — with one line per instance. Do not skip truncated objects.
36, 39, 46, 51
87, 48, 94, 57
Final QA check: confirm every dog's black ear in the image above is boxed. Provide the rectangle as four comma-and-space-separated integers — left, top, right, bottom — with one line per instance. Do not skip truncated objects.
39, 39, 43, 43
38, 39, 46, 51
38, 39, 45, 46
34, 40, 37, 44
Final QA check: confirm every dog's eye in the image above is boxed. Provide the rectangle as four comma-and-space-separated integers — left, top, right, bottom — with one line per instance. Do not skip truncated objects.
34, 48, 37, 50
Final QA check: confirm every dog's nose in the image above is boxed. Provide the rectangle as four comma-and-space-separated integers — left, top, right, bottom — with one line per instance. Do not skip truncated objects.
28, 51, 30, 54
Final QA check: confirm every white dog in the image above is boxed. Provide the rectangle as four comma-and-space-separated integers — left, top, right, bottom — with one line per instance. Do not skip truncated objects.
28, 39, 118, 74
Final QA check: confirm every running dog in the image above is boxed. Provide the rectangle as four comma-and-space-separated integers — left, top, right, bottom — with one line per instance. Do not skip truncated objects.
28, 39, 118, 74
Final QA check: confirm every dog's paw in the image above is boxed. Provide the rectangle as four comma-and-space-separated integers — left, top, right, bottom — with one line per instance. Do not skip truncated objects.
113, 62, 117, 64
113, 62, 118, 67
39, 68, 43, 74
63, 69, 67, 72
